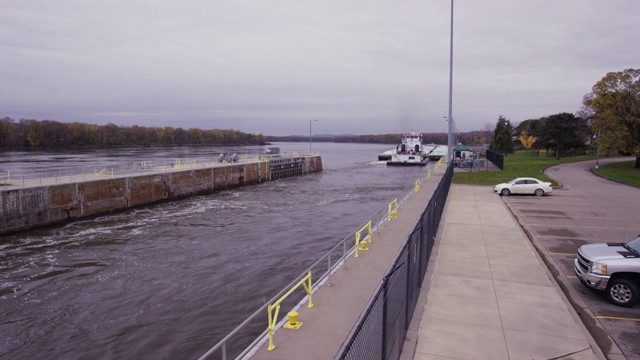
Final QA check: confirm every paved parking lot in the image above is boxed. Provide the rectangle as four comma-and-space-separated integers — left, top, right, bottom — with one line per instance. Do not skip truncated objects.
500, 158, 640, 360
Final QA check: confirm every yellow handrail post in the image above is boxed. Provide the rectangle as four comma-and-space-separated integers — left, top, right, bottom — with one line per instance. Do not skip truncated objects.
355, 220, 372, 258
415, 178, 420, 192
428, 169, 431, 179
303, 271, 313, 308
387, 198, 398, 221
267, 303, 279, 350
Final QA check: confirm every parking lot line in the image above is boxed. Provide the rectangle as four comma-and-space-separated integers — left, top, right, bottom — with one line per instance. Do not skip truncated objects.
549, 252, 575, 256
596, 315, 640, 322
523, 214, 623, 220
527, 223, 640, 231
538, 235, 629, 242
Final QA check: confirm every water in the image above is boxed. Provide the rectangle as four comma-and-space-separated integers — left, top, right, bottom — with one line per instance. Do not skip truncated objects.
0, 142, 433, 359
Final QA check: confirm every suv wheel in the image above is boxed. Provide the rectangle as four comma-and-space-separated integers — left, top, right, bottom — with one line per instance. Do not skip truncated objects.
606, 278, 639, 307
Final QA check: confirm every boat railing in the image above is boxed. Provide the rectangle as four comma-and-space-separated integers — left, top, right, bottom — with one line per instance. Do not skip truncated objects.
197, 170, 430, 360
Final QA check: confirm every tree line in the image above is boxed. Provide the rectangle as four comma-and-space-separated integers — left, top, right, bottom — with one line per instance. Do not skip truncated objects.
266, 131, 492, 147
0, 118, 267, 149
489, 68, 640, 168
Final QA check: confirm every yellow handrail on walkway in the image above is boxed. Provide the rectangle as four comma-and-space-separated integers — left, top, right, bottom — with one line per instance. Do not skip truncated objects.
415, 178, 420, 192
94, 168, 114, 178
387, 198, 398, 222
267, 271, 314, 351
354, 220, 372, 258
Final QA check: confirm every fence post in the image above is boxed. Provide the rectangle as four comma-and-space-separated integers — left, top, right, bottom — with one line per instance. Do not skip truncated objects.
405, 238, 412, 332
382, 276, 388, 360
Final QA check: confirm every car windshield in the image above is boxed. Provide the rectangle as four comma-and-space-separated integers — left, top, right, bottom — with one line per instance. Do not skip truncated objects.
626, 236, 640, 253
507, 179, 518, 184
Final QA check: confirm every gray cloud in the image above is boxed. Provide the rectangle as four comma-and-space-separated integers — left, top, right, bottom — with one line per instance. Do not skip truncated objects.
1, 0, 638, 135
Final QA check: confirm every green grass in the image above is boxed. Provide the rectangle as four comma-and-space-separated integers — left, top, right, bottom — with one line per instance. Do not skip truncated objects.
453, 153, 595, 186
594, 160, 640, 187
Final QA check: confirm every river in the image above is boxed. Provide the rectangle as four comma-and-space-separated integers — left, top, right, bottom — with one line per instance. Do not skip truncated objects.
0, 142, 434, 359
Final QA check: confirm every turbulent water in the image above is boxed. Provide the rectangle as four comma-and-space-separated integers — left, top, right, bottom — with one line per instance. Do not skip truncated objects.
0, 142, 433, 359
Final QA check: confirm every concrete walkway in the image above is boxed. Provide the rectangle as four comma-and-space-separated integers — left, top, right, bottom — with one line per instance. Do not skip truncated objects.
409, 185, 604, 360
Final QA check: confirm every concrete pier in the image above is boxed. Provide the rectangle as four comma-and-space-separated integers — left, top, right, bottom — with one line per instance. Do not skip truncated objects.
0, 155, 322, 235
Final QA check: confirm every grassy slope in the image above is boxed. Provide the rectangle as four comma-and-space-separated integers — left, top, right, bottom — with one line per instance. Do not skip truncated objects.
452, 153, 595, 186
594, 160, 640, 187
454, 153, 640, 187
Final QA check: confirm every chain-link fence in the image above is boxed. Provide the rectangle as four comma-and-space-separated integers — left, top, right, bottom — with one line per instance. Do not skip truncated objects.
337, 163, 453, 360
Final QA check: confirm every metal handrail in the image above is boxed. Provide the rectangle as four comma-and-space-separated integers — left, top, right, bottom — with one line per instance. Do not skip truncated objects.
0, 153, 319, 189
198, 171, 431, 360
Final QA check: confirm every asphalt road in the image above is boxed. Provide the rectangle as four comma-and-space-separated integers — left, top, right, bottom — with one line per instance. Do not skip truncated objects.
501, 157, 640, 360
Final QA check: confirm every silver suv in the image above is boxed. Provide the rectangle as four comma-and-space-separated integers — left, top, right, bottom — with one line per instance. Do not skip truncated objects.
575, 235, 640, 307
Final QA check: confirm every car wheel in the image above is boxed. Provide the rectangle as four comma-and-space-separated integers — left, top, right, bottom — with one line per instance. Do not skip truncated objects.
500, 188, 510, 196
534, 188, 544, 196
606, 277, 639, 307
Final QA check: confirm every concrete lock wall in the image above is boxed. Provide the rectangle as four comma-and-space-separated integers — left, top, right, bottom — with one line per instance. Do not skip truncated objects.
0, 156, 321, 235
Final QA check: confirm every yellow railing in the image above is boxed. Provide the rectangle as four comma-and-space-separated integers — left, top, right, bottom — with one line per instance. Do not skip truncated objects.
387, 198, 398, 222
415, 179, 420, 192
354, 220, 372, 258
267, 271, 314, 351
94, 168, 114, 178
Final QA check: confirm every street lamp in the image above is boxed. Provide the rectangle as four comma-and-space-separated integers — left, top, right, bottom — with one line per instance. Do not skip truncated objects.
447, 0, 454, 162
309, 119, 318, 153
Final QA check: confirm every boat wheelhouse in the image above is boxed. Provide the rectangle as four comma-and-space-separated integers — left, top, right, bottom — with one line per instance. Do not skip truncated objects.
386, 132, 429, 166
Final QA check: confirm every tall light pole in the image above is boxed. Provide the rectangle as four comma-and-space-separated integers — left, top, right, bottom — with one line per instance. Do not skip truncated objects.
447, 0, 454, 162
310, 119, 318, 153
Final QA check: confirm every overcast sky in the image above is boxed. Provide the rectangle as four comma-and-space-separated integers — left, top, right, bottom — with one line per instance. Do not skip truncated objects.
1, 1, 638, 136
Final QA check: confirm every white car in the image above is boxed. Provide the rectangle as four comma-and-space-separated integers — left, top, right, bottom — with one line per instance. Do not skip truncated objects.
493, 177, 553, 196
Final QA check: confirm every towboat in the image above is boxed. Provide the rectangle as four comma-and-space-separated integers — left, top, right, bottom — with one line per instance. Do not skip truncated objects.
387, 132, 429, 166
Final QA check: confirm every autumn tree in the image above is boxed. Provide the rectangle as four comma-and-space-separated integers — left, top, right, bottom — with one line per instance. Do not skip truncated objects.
584, 68, 640, 168
518, 131, 536, 151
489, 115, 514, 154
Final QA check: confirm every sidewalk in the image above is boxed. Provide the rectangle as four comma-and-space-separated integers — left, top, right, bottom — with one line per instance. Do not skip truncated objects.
408, 185, 603, 360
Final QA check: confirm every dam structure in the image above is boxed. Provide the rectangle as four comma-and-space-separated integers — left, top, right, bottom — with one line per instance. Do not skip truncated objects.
0, 153, 322, 235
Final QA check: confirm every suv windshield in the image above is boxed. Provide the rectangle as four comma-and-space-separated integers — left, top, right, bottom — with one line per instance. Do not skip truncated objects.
627, 236, 640, 253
